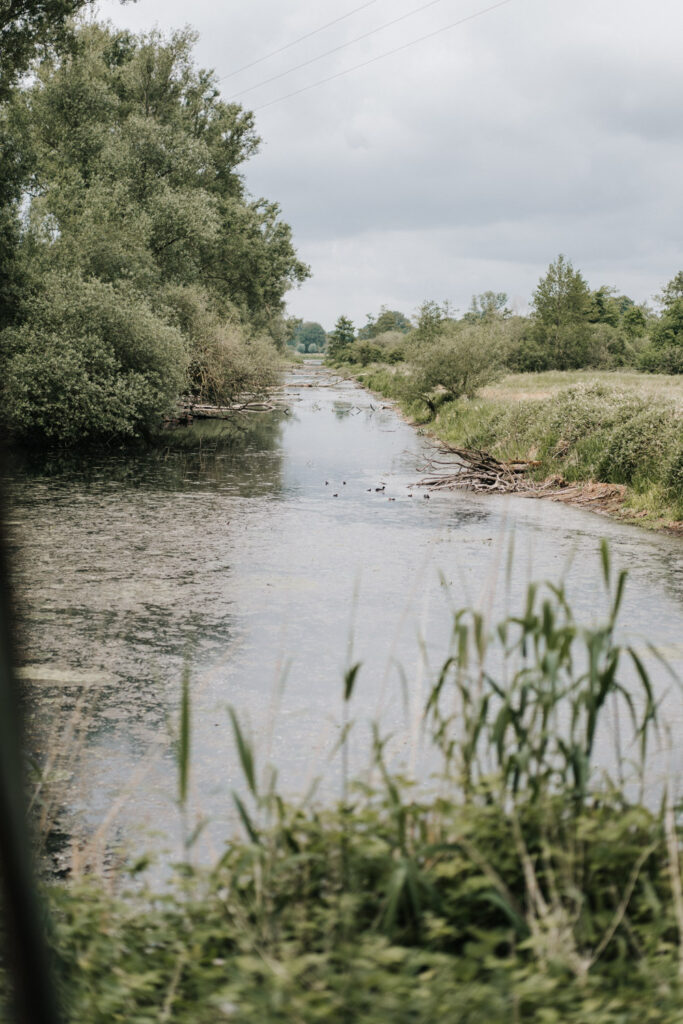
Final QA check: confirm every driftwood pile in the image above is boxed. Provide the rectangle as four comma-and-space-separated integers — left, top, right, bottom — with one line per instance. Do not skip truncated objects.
418, 442, 540, 494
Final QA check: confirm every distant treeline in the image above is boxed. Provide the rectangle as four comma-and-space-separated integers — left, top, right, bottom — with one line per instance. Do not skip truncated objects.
318, 256, 683, 379
0, 21, 309, 447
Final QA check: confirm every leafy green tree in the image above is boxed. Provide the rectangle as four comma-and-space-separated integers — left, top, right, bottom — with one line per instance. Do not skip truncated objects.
358, 306, 411, 339
651, 271, 683, 348
588, 286, 620, 327
622, 305, 647, 338
327, 315, 355, 361
294, 321, 326, 353
466, 291, 510, 321
531, 255, 592, 368
0, 22, 309, 443
404, 321, 505, 411
412, 300, 451, 344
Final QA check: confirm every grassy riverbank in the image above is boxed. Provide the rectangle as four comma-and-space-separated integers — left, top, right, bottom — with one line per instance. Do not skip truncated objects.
9, 556, 683, 1022
347, 366, 683, 528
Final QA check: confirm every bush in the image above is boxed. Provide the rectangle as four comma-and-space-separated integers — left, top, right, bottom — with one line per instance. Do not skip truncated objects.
638, 344, 683, 374
403, 321, 506, 408
157, 285, 281, 404
2, 273, 187, 444
597, 407, 678, 484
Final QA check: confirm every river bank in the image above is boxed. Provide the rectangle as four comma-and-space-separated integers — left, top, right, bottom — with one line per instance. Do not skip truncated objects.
343, 365, 683, 533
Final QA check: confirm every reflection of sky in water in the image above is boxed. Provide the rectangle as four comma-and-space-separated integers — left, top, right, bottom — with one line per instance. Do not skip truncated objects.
7, 368, 683, 862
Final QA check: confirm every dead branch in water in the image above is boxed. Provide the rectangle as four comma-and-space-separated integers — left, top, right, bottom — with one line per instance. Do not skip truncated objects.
417, 442, 540, 494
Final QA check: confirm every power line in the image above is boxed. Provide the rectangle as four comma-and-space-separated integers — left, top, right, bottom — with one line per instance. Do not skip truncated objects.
253, 0, 516, 112
227, 0, 451, 101
219, 0, 383, 82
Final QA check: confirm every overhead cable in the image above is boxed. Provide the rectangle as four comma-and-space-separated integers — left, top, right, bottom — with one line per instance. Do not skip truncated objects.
253, 0, 516, 111
219, 0, 383, 82
227, 0, 451, 100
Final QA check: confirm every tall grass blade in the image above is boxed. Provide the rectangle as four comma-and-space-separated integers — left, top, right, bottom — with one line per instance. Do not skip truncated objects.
228, 706, 258, 797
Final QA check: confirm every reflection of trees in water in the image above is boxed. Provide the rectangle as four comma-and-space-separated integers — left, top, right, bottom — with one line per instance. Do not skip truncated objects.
332, 401, 356, 420
8, 411, 288, 498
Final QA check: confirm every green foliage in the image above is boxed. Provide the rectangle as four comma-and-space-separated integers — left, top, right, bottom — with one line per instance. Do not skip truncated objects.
32, 563, 683, 1021
0, 22, 308, 445
359, 306, 412, 339
0, 0, 102, 102
597, 406, 680, 485
531, 255, 593, 369
465, 290, 510, 321
2, 273, 187, 443
158, 284, 280, 405
293, 321, 326, 353
412, 299, 452, 343
402, 320, 507, 408
326, 314, 355, 362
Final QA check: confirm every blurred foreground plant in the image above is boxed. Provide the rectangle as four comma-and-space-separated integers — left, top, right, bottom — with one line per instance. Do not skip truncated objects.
25, 544, 683, 1022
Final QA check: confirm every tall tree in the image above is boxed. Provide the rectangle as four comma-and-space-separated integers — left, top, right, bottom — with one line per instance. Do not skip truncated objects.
327, 315, 355, 361
1, 23, 310, 443
651, 271, 683, 352
531, 255, 592, 368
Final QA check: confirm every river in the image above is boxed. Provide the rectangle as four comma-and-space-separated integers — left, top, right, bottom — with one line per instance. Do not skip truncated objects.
6, 365, 683, 866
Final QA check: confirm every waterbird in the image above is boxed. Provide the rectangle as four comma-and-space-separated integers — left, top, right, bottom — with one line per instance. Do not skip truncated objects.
333, 493, 338, 497
375, 485, 385, 492
423, 493, 430, 499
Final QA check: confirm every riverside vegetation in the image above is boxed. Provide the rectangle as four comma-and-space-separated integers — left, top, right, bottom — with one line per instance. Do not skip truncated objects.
10, 545, 683, 1022
0, 20, 308, 447
326, 264, 683, 527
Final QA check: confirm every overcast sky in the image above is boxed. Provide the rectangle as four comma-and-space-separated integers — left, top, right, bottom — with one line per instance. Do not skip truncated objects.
97, 0, 683, 329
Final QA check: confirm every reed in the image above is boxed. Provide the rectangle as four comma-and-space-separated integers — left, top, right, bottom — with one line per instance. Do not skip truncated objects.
17, 545, 683, 1022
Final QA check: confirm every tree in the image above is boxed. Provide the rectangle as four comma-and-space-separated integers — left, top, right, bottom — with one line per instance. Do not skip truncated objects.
0, 23, 309, 442
531, 255, 592, 369
358, 306, 411, 339
412, 300, 450, 344
327, 315, 355, 361
651, 271, 683, 353
404, 321, 505, 411
588, 286, 620, 327
294, 321, 326, 353
466, 291, 510, 321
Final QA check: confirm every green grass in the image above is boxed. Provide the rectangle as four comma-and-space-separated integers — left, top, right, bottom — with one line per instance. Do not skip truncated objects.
13, 553, 683, 1022
350, 365, 683, 525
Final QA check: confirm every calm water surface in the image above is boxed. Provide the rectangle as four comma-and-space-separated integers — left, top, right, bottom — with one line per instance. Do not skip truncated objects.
7, 366, 683, 860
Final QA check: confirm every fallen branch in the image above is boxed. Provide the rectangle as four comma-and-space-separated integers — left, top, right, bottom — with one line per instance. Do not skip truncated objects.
417, 442, 540, 494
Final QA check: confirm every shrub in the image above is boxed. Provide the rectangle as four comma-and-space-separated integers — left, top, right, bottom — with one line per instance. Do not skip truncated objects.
157, 284, 280, 404
638, 344, 683, 374
403, 321, 506, 408
2, 273, 187, 444
597, 407, 679, 484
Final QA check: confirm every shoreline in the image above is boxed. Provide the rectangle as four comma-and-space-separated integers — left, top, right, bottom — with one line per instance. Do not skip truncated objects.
346, 371, 683, 537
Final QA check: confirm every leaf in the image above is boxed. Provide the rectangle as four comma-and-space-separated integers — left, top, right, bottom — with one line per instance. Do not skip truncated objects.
232, 792, 260, 845
178, 662, 191, 807
344, 662, 362, 702
600, 538, 611, 586
228, 705, 257, 797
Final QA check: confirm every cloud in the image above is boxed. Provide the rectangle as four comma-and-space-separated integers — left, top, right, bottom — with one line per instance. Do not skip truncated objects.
96, 0, 683, 322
